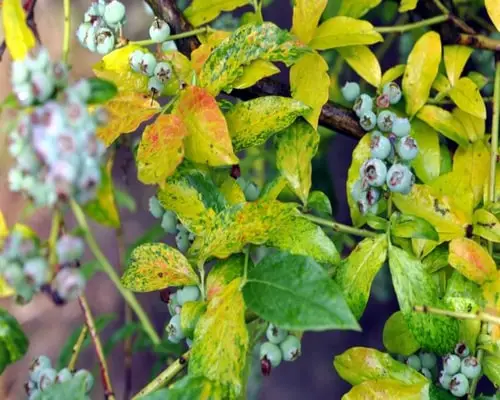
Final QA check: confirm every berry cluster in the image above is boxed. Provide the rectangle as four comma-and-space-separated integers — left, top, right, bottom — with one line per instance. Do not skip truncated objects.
148, 196, 195, 253
342, 81, 418, 215
439, 343, 481, 397
129, 48, 174, 96
76, 0, 126, 55
165, 286, 200, 345
26, 356, 94, 399
236, 177, 260, 201
399, 351, 438, 381
259, 324, 301, 376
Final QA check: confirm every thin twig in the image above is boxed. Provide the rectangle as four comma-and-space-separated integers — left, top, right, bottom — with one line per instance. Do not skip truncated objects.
432, 0, 476, 34
302, 214, 378, 238
79, 295, 116, 400
375, 14, 449, 33
413, 305, 500, 325
68, 326, 89, 371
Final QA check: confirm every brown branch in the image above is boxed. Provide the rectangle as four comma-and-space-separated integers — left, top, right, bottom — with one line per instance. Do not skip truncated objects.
457, 33, 500, 51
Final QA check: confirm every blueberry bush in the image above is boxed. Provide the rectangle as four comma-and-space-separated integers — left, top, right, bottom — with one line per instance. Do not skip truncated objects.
1, 0, 500, 398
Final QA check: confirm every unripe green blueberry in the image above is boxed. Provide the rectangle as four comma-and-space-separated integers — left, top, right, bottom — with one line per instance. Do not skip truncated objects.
460, 355, 481, 379
147, 76, 164, 94
420, 367, 432, 380
149, 19, 171, 43
162, 40, 178, 52
386, 164, 413, 194
353, 94, 373, 117
439, 370, 452, 389
26, 47, 50, 72
23, 257, 49, 289
129, 50, 144, 73
149, 195, 164, 219
161, 210, 177, 234
244, 182, 260, 201
266, 324, 288, 344
449, 373, 469, 397
38, 367, 57, 391
74, 369, 94, 393
377, 110, 396, 132
260, 342, 282, 368
280, 335, 301, 362
96, 28, 115, 55
419, 351, 437, 369
166, 314, 185, 342
370, 131, 392, 160
177, 286, 200, 306
341, 81, 360, 102
11, 60, 29, 85
154, 62, 173, 83
454, 342, 470, 358
104, 0, 126, 25
382, 82, 402, 104
396, 135, 418, 161
55, 368, 73, 384
54, 268, 86, 301
85, 26, 98, 52
29, 355, 52, 383
14, 82, 35, 107
140, 53, 157, 76
443, 354, 461, 375
360, 158, 387, 187
359, 110, 377, 131
3, 263, 24, 287
76, 23, 92, 46
56, 234, 85, 264
406, 354, 422, 371
175, 230, 190, 253
392, 117, 411, 137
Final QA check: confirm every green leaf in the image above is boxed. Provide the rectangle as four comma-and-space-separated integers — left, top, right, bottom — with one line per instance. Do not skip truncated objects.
199, 23, 310, 96
399, 0, 419, 11
381, 64, 406, 88
291, 0, 328, 44
388, 245, 459, 353
344, 379, 429, 400
403, 31, 442, 117
422, 245, 449, 273
310, 17, 383, 50
307, 191, 333, 216
473, 208, 500, 242
428, 385, 456, 400
338, 0, 382, 18
140, 376, 227, 399
365, 215, 389, 231
483, 354, 500, 387
225, 96, 310, 151
383, 311, 420, 356
114, 188, 136, 212
206, 254, 248, 301
452, 108, 485, 143
180, 301, 206, 338
334, 347, 427, 386
448, 237, 497, 284
38, 374, 88, 400
103, 322, 141, 356
337, 45, 381, 87
189, 279, 248, 397
87, 77, 118, 104
334, 235, 387, 319
411, 119, 440, 184
443, 45, 473, 87
259, 175, 288, 201
448, 77, 487, 119
184, 0, 249, 27
0, 308, 28, 374
417, 105, 468, 147
290, 52, 330, 128
275, 120, 319, 204
3, 0, 36, 60
243, 252, 359, 331
391, 213, 439, 241
122, 243, 198, 292
468, 71, 489, 90
486, 0, 500, 31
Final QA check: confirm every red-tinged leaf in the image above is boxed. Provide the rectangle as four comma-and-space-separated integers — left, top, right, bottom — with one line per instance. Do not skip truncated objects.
448, 238, 497, 284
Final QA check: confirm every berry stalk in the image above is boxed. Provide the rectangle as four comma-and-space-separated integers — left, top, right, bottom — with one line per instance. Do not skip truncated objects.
68, 325, 88, 371
127, 26, 211, 47
70, 199, 161, 345
302, 214, 378, 238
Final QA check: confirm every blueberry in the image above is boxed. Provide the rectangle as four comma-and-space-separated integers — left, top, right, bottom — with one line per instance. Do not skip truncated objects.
449, 373, 469, 397
279, 335, 301, 362
103, 0, 126, 25
443, 354, 462, 375
370, 131, 392, 159
460, 356, 481, 379
386, 164, 413, 194
140, 53, 157, 76
84, 3, 103, 22
396, 136, 418, 161
419, 351, 437, 369
23, 257, 49, 289
28, 390, 41, 400
356, 197, 370, 215
454, 342, 470, 358
129, 50, 144, 73
11, 60, 29, 85
38, 367, 57, 391
56, 235, 84, 264
376, 93, 390, 109
85, 25, 98, 52
260, 342, 282, 368
3, 263, 24, 287
166, 314, 185, 342
360, 158, 387, 187
148, 195, 164, 219
167, 292, 180, 316
341, 82, 360, 102
175, 230, 190, 253
76, 23, 92, 46
29, 356, 52, 383
353, 94, 373, 117
74, 369, 94, 393
383, 82, 402, 104
406, 354, 422, 371
52, 62, 69, 88
392, 117, 411, 137
149, 19, 171, 43
26, 47, 51, 72
161, 210, 177, 234
96, 28, 115, 55
266, 324, 288, 344
351, 179, 366, 202
14, 82, 35, 107
25, 380, 36, 396
154, 62, 173, 83
377, 110, 396, 132
186, 338, 193, 348
244, 182, 260, 201
359, 110, 377, 131
15, 281, 34, 304
439, 370, 452, 390
366, 187, 380, 207
161, 40, 178, 52
420, 367, 433, 380
54, 268, 86, 301
72, 79, 92, 103
177, 286, 200, 306
55, 368, 73, 384
147, 76, 164, 95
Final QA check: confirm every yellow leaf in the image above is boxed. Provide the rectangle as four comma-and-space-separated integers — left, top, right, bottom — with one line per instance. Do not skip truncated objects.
403, 31, 442, 117
416, 105, 469, 147
174, 86, 238, 166
290, 52, 329, 128
486, 0, 500, 31
443, 45, 473, 86
452, 108, 484, 143
218, 177, 246, 206
184, 0, 249, 27
3, 0, 35, 60
232, 60, 280, 90
337, 45, 381, 87
191, 31, 232, 74
338, 0, 382, 18
137, 115, 188, 185
0, 277, 14, 298
0, 210, 8, 247
449, 77, 487, 119
380, 65, 406, 89
432, 73, 452, 93
96, 93, 160, 146
343, 379, 428, 400
291, 0, 327, 44
411, 119, 440, 184
448, 238, 497, 284
429, 172, 474, 221
161, 50, 196, 96
473, 209, 500, 242
399, 0, 419, 12
310, 17, 383, 50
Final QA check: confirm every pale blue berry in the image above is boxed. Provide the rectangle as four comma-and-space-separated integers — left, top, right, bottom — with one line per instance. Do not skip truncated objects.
154, 62, 173, 83
280, 335, 301, 362
396, 136, 418, 161
72, 79, 92, 103
166, 314, 185, 342
3, 263, 24, 287
360, 158, 387, 187
406, 354, 422, 371
260, 342, 282, 368
38, 367, 57, 391
14, 82, 35, 106
449, 373, 469, 397
377, 110, 396, 132
56, 235, 84, 264
370, 131, 392, 159
32, 70, 55, 102
168, 292, 181, 316
443, 354, 461, 375
84, 3, 103, 22
24, 257, 49, 289
351, 179, 366, 202
129, 50, 144, 73
147, 76, 164, 94
11, 60, 29, 85
140, 53, 157, 76
74, 369, 94, 393
454, 342, 470, 358
55, 368, 73, 384
54, 268, 86, 301
360, 111, 377, 131
85, 26, 98, 52
25, 380, 37, 396
104, 0, 126, 25
382, 82, 402, 104
366, 187, 381, 207
17, 147, 40, 172
439, 370, 452, 390
28, 390, 41, 400
149, 19, 171, 43
177, 286, 200, 306
460, 356, 481, 379
386, 164, 413, 194
266, 324, 288, 344
244, 182, 260, 201
186, 338, 193, 348
341, 81, 360, 102
52, 62, 69, 88
96, 28, 115, 55
420, 367, 432, 380
419, 351, 437, 369
161, 211, 177, 234
144, 2, 154, 16
353, 94, 373, 117
175, 230, 189, 252
16, 281, 34, 304
29, 356, 52, 383
162, 40, 178, 52
77, 23, 92, 46
149, 195, 164, 219
26, 47, 50, 72
356, 197, 370, 215
392, 117, 411, 137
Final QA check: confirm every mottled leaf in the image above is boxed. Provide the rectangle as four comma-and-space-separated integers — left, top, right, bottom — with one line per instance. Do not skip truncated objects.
347, 134, 371, 227
174, 86, 237, 166
218, 177, 246, 206
343, 379, 428, 400
403, 31, 442, 117
225, 96, 310, 151
448, 238, 496, 284
0, 308, 28, 374
335, 235, 387, 319
232, 60, 280, 90
452, 108, 485, 143
206, 254, 248, 301
189, 279, 248, 397
411, 119, 440, 183
443, 45, 473, 86
259, 175, 288, 201
122, 243, 198, 292
184, 0, 249, 27
483, 354, 500, 387
391, 213, 439, 241
416, 105, 468, 147
137, 114, 188, 184
3, 0, 36, 60
337, 45, 381, 87
180, 301, 206, 338
243, 252, 360, 331
449, 77, 486, 119
275, 119, 319, 204
338, 0, 382, 18
486, 0, 500, 31
381, 64, 406, 88
290, 52, 329, 128
473, 208, 500, 242
291, 0, 328, 44
422, 245, 449, 273
383, 311, 420, 356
